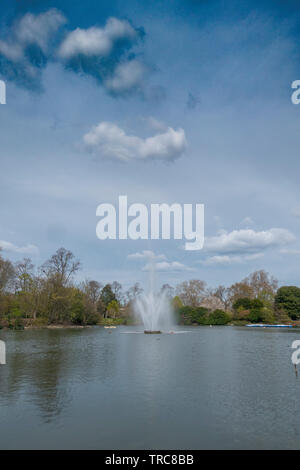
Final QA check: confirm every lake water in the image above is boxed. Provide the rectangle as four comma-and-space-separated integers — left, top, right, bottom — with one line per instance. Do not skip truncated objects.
0, 325, 300, 449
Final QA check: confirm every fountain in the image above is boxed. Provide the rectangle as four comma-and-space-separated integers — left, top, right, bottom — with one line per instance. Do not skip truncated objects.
133, 254, 174, 333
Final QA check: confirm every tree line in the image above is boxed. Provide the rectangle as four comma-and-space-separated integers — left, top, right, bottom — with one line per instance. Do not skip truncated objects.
0, 247, 299, 329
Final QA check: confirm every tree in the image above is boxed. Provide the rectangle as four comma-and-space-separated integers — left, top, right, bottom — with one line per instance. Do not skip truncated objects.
81, 280, 103, 304
212, 285, 231, 311
111, 281, 123, 304
176, 280, 207, 307
125, 283, 143, 304
15, 258, 34, 292
0, 252, 15, 294
160, 284, 175, 299
41, 248, 81, 288
100, 284, 116, 306
275, 286, 300, 320
244, 270, 278, 301
201, 294, 224, 311
107, 300, 120, 318
227, 282, 254, 307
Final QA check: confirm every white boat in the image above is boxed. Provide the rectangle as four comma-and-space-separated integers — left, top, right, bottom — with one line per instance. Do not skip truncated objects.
104, 326, 117, 329
246, 324, 292, 328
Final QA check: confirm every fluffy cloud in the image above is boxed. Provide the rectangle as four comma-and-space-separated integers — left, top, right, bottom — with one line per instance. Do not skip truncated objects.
104, 59, 146, 94
57, 17, 146, 94
83, 121, 187, 162
0, 240, 39, 255
204, 228, 295, 254
0, 11, 147, 95
142, 261, 192, 272
128, 250, 192, 272
0, 9, 66, 88
58, 17, 138, 59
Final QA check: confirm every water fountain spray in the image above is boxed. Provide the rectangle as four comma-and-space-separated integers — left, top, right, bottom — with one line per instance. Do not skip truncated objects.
133, 253, 174, 334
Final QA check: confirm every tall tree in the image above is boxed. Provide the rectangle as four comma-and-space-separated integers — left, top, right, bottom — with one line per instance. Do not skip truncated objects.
176, 280, 207, 307
81, 280, 103, 304
15, 257, 34, 292
212, 285, 231, 311
111, 281, 123, 304
41, 248, 81, 288
100, 284, 116, 306
243, 270, 278, 301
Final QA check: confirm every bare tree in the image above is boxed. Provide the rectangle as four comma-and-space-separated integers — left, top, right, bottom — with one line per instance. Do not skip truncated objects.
160, 283, 175, 299
211, 285, 231, 311
125, 282, 143, 304
176, 280, 207, 307
41, 247, 81, 287
111, 281, 123, 304
81, 280, 103, 304
243, 270, 278, 301
227, 281, 254, 307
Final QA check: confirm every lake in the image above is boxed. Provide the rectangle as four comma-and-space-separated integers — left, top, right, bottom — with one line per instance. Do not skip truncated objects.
0, 325, 300, 449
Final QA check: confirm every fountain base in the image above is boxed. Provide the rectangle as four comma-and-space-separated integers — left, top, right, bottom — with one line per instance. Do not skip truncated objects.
144, 330, 162, 334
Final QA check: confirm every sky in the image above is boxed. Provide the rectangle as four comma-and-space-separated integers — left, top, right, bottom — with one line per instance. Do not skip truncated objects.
1, 0, 300, 291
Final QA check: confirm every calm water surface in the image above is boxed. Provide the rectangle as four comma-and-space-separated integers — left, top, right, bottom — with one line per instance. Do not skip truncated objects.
0, 326, 300, 449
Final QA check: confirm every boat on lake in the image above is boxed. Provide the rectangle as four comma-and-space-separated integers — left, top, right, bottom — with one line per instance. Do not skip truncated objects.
246, 324, 292, 328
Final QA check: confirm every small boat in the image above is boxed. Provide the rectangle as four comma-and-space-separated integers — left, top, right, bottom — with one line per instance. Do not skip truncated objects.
246, 324, 292, 328
104, 326, 117, 329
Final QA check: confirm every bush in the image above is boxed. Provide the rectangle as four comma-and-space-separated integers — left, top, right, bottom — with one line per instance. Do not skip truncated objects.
208, 309, 231, 325
248, 308, 263, 323
178, 306, 210, 325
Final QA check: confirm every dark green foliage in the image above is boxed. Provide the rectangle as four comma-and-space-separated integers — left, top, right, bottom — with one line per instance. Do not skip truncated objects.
248, 308, 263, 323
100, 284, 116, 306
209, 309, 231, 325
178, 306, 230, 325
275, 286, 300, 320
233, 297, 263, 311
233, 297, 265, 323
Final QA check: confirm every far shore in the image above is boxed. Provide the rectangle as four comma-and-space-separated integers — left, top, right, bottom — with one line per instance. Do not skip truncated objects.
0, 322, 298, 331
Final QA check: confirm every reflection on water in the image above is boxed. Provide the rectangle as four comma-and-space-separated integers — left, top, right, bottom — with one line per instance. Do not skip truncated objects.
0, 326, 300, 449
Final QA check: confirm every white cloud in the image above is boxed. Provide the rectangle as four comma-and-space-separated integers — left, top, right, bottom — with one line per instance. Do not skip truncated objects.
128, 250, 192, 272
204, 228, 295, 254
142, 261, 192, 272
0, 240, 39, 255
58, 17, 137, 59
201, 253, 263, 266
104, 60, 146, 93
0, 9, 66, 61
128, 250, 166, 260
83, 121, 187, 162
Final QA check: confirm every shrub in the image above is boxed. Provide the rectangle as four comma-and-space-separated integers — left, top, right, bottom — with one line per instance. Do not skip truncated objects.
208, 309, 231, 325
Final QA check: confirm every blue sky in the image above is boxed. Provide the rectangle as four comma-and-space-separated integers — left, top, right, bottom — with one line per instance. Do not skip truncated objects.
1, 0, 300, 290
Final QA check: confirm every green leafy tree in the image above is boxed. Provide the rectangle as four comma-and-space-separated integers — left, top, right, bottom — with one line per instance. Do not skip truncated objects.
275, 286, 300, 320
100, 284, 116, 306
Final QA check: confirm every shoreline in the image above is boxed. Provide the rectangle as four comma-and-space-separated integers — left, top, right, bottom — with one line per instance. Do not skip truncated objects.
0, 322, 298, 331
